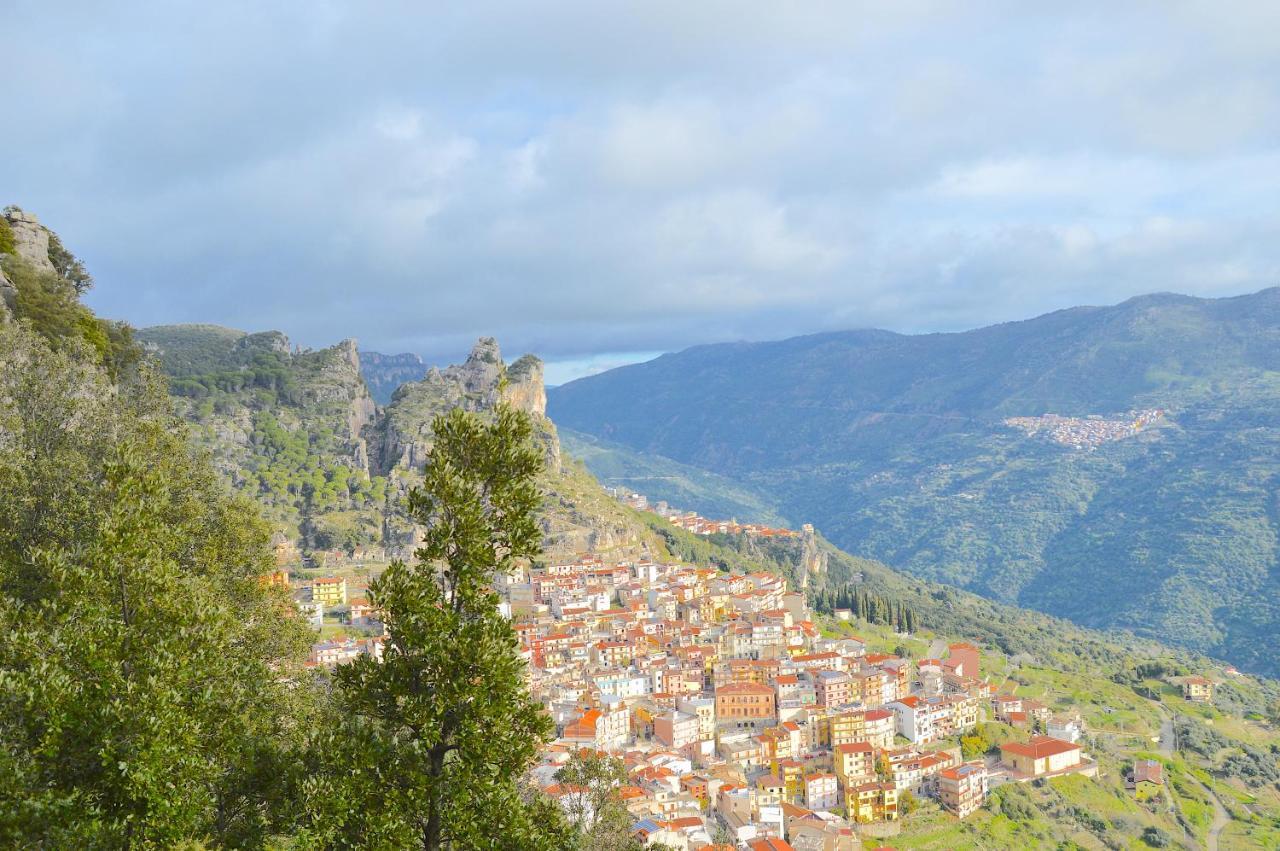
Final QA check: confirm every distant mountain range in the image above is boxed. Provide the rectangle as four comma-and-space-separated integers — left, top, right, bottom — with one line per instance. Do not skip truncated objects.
549, 288, 1280, 676
358, 350, 428, 405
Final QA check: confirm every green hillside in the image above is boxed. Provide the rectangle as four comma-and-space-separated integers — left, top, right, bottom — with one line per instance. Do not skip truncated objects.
558, 427, 790, 525
548, 288, 1280, 676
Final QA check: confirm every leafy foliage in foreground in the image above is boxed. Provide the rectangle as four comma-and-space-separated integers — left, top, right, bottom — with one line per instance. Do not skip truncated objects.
0, 322, 312, 847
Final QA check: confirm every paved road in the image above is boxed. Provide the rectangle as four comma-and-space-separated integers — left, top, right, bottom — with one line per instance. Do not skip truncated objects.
1157, 709, 1174, 756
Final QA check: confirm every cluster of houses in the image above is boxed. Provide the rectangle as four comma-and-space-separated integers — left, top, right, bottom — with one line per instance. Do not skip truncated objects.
265, 572, 387, 667
270, 527, 1224, 847
512, 554, 1097, 848
610, 490, 798, 539
1002, 409, 1165, 450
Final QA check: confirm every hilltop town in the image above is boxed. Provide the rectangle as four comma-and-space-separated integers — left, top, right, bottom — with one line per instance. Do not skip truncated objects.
291, 542, 1124, 849
611, 489, 798, 539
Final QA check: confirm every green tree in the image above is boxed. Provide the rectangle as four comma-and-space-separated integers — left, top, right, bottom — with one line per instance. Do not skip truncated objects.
47, 229, 94, 294
0, 322, 312, 847
555, 749, 637, 851
0, 216, 15, 255
303, 405, 568, 849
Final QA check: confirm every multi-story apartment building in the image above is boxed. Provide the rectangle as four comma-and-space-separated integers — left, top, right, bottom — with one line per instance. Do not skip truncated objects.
805, 772, 839, 811
815, 669, 853, 708
715, 682, 778, 731
654, 710, 700, 750
938, 761, 987, 818
834, 742, 875, 788
311, 576, 347, 607
846, 781, 899, 824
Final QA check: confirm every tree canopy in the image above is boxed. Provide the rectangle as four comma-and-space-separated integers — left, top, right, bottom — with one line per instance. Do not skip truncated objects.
295, 405, 571, 850
0, 321, 312, 847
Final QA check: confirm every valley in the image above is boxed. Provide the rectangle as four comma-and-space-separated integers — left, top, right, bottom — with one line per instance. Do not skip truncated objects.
548, 291, 1280, 678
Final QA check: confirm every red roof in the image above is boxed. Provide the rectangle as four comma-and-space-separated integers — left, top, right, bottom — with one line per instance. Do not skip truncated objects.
1133, 759, 1164, 784
749, 839, 796, 851
1001, 735, 1080, 759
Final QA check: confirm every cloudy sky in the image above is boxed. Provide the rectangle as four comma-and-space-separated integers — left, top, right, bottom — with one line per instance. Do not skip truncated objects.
5, 2, 1279, 383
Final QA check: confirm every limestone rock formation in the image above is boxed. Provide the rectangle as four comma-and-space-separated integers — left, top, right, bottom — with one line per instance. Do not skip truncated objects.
797, 523, 828, 589
3, 208, 55, 273
376, 337, 558, 477
143, 326, 577, 558
0, 267, 14, 320
505, 354, 547, 417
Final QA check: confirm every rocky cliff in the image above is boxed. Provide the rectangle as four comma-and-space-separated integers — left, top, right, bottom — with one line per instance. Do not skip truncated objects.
137, 325, 383, 549
373, 337, 556, 476
142, 327, 601, 559
4, 208, 55, 273
0, 208, 54, 317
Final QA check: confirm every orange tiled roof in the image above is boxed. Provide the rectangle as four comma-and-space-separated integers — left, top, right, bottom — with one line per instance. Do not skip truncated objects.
1001, 735, 1080, 759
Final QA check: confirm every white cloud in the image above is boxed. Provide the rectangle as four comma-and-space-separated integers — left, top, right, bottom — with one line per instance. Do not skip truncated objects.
1, 1, 1276, 365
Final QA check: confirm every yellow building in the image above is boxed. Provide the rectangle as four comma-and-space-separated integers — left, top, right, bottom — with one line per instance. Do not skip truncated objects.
1127, 759, 1164, 802
823, 710, 863, 748
312, 576, 348, 607
771, 758, 806, 804
999, 736, 1081, 778
1182, 676, 1214, 703
846, 780, 898, 823
834, 742, 875, 788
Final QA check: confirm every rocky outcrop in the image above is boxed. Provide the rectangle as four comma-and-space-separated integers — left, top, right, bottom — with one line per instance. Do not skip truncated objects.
505, 354, 547, 417
794, 523, 827, 589
334, 338, 361, 372
148, 325, 574, 557
239, 330, 292, 356
376, 337, 560, 477
3, 209, 54, 273
445, 337, 505, 404
0, 265, 14, 320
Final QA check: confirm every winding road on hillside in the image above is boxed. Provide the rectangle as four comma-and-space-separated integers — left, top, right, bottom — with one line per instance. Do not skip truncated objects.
1151, 701, 1229, 851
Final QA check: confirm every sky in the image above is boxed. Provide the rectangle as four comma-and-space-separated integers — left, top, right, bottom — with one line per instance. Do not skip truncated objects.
4, 1, 1279, 382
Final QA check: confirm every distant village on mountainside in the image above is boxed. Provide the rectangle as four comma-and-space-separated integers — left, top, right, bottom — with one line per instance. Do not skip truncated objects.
1003, 410, 1166, 450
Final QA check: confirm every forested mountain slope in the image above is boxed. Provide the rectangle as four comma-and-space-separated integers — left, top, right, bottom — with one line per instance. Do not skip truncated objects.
549, 288, 1280, 676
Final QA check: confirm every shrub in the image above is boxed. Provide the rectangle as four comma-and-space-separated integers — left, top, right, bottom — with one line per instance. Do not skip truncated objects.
1141, 825, 1171, 847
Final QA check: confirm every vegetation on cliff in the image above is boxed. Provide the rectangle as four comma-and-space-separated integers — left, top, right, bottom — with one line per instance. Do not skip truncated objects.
1, 213, 138, 377
0, 320, 313, 846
